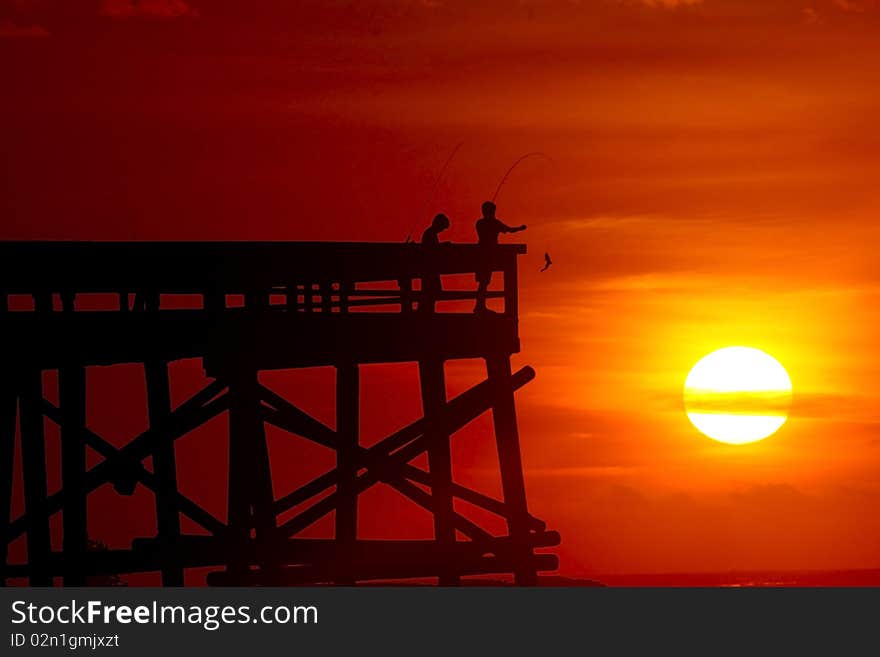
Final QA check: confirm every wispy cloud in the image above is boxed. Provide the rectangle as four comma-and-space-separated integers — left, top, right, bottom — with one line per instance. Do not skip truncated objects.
640, 0, 702, 7
99, 0, 198, 19
832, 0, 865, 11
684, 390, 792, 414
0, 19, 48, 38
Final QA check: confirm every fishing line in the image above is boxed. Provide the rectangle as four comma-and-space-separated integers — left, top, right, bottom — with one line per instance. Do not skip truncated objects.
491, 151, 556, 203
406, 141, 464, 242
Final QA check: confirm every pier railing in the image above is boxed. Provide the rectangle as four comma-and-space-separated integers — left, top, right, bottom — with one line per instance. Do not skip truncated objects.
0, 241, 524, 317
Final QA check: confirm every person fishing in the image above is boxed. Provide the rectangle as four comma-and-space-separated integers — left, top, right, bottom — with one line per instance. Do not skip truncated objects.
474, 201, 526, 313
419, 213, 451, 313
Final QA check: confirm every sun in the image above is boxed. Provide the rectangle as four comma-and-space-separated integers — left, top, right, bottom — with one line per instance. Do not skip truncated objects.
683, 347, 793, 445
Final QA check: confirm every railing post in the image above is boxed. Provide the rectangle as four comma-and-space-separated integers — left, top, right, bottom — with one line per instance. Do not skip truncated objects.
286, 283, 300, 312
321, 282, 333, 314
205, 285, 224, 314
338, 281, 352, 314
399, 278, 413, 313
503, 253, 519, 319
34, 291, 52, 314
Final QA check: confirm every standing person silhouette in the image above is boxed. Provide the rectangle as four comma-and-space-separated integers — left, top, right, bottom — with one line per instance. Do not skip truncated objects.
474, 201, 526, 313
420, 213, 451, 313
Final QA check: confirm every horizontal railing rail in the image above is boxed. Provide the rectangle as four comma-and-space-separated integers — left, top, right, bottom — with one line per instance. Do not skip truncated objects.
0, 241, 524, 317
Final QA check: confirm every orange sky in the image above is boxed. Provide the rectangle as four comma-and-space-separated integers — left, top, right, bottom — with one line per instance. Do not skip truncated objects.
3, 0, 880, 577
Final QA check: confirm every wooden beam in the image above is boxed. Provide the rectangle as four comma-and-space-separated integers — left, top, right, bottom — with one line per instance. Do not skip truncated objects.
132, 532, 561, 566
207, 553, 558, 586
0, 242, 526, 297
276, 449, 495, 544
398, 465, 544, 531
39, 398, 227, 536
270, 368, 542, 540
270, 366, 535, 515
3, 533, 561, 578
6, 385, 228, 543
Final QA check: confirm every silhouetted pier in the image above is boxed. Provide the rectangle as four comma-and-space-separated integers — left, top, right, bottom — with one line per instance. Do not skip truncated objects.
0, 241, 558, 586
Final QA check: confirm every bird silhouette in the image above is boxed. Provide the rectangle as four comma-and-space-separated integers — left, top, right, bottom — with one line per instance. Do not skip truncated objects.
541, 252, 553, 272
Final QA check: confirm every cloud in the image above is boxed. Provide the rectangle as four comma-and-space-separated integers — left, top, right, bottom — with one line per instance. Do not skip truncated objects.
802, 6, 822, 22
639, 0, 702, 7
650, 386, 880, 423
683, 390, 792, 414
832, 0, 864, 11
99, 0, 198, 19
0, 19, 48, 37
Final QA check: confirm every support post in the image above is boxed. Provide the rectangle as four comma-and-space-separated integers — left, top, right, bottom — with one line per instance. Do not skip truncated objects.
486, 355, 536, 585
0, 377, 16, 586
335, 363, 359, 584
59, 363, 88, 586
503, 257, 519, 319
145, 360, 184, 586
19, 369, 51, 586
233, 370, 277, 577
286, 283, 301, 312
418, 359, 459, 585
204, 287, 224, 314
227, 369, 278, 580
225, 373, 251, 580
245, 288, 267, 310
338, 281, 352, 314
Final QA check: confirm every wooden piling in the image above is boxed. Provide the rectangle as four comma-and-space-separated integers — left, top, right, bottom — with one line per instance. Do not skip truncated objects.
486, 354, 537, 586
19, 369, 52, 586
335, 363, 359, 584
0, 377, 16, 586
59, 364, 87, 585
0, 241, 550, 587
419, 358, 459, 586
234, 370, 277, 576
225, 376, 251, 580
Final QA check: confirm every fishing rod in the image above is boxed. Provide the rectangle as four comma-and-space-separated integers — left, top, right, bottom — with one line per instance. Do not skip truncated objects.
491, 151, 555, 203
491, 151, 558, 273
405, 141, 464, 243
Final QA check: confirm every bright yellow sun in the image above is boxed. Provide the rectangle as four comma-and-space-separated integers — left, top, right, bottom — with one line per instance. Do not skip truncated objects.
683, 346, 793, 445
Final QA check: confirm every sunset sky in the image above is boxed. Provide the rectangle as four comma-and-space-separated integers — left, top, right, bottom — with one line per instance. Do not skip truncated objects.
3, 0, 880, 579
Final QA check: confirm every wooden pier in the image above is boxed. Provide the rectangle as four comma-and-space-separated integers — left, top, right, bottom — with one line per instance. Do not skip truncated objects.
0, 241, 558, 586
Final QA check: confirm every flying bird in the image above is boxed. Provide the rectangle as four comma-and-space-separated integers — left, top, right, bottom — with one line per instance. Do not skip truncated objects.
541, 252, 553, 272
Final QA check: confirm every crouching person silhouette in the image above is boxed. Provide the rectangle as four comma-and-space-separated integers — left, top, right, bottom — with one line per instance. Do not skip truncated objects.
474, 201, 526, 313
420, 213, 451, 313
